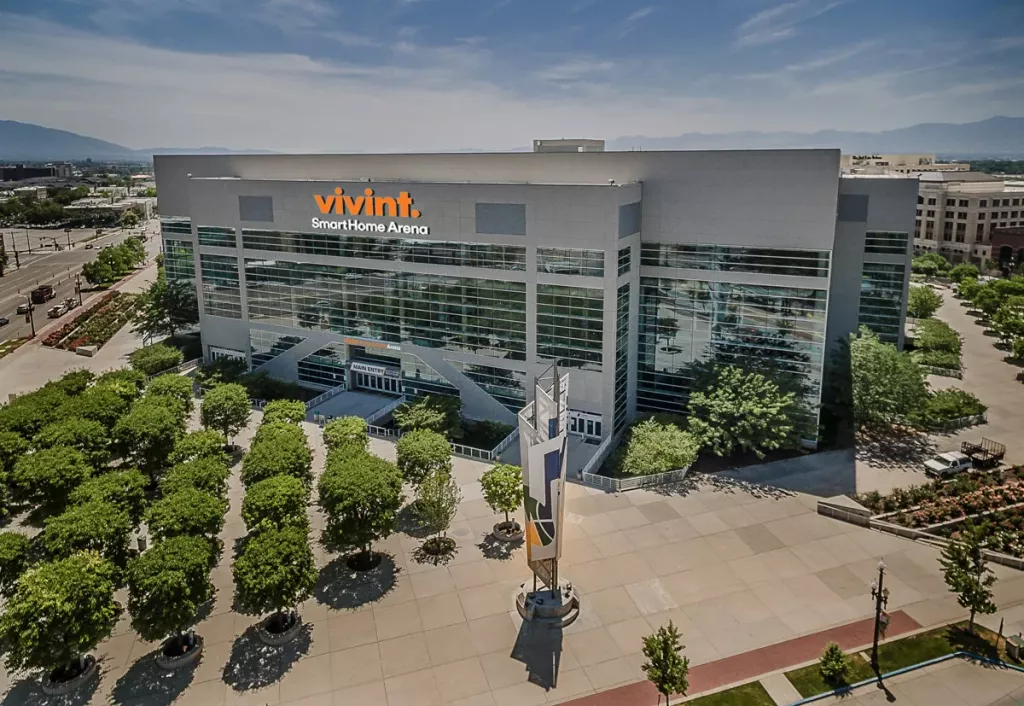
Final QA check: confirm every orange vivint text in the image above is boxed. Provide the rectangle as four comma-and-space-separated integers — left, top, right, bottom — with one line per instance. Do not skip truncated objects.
314, 188, 421, 218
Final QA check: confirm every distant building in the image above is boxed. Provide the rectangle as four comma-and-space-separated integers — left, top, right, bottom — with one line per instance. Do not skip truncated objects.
533, 138, 605, 153
65, 196, 155, 219
12, 185, 48, 198
991, 226, 1024, 271
0, 162, 74, 181
841, 154, 970, 174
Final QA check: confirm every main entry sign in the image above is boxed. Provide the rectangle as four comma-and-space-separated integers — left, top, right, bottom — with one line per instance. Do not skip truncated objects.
311, 187, 429, 235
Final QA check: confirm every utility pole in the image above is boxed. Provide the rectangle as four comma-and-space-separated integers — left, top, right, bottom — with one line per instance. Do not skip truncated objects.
75, 274, 83, 307
65, 227, 72, 250
25, 297, 36, 338
869, 560, 890, 674
24, 228, 32, 254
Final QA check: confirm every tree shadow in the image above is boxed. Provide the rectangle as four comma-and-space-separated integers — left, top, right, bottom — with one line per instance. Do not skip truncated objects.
0, 671, 99, 706
855, 428, 937, 472
314, 552, 398, 610
396, 504, 432, 539
510, 620, 563, 691
111, 648, 196, 706
411, 538, 457, 566
477, 533, 522, 561
222, 622, 311, 692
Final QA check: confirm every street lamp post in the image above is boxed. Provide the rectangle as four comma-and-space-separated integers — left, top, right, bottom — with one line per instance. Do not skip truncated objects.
75, 274, 83, 307
65, 227, 72, 250
25, 297, 36, 338
24, 228, 32, 254
869, 560, 890, 673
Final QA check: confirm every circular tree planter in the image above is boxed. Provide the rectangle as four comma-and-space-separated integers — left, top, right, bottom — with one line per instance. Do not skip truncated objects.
346, 551, 383, 573
155, 633, 204, 670
422, 536, 456, 556
492, 521, 524, 543
257, 611, 302, 646
41, 655, 99, 696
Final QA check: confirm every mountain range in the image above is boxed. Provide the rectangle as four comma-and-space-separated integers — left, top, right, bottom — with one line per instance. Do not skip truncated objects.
1, 116, 1023, 161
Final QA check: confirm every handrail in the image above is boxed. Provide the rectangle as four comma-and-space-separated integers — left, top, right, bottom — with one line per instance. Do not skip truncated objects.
147, 357, 201, 381
491, 427, 520, 456
579, 433, 618, 479
366, 395, 406, 424
305, 384, 345, 410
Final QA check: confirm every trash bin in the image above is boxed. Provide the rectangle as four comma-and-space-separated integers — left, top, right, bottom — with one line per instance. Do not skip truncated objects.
1007, 634, 1023, 660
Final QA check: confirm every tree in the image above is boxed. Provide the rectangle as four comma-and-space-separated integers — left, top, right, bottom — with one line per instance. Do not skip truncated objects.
261, 399, 307, 426
940, 523, 996, 633
161, 458, 231, 499
393, 395, 462, 439
133, 278, 199, 341
958, 277, 982, 303
113, 400, 180, 482
991, 296, 1024, 346
144, 373, 195, 419
232, 525, 317, 631
242, 475, 309, 533
0, 431, 29, 476
120, 209, 141, 228
1013, 337, 1024, 361
42, 500, 132, 566
317, 450, 403, 566
850, 326, 928, 430
58, 385, 129, 431
0, 385, 68, 438
657, 316, 680, 346
13, 447, 93, 511
0, 532, 31, 597
907, 285, 943, 319
396, 429, 452, 486
81, 258, 114, 286
480, 463, 523, 531
200, 383, 251, 445
687, 365, 797, 458
618, 418, 701, 475
641, 621, 690, 706
0, 552, 119, 678
168, 428, 229, 466
241, 423, 312, 487
126, 535, 213, 650
950, 263, 980, 284
96, 368, 147, 401
322, 416, 369, 454
52, 369, 95, 396
34, 417, 110, 469
818, 642, 850, 685
129, 343, 184, 376
69, 469, 149, 527
915, 318, 962, 354
146, 488, 227, 541
417, 468, 461, 552
911, 253, 951, 277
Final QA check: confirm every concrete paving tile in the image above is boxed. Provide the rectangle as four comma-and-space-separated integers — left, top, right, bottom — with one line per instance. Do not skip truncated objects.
636, 501, 681, 525
605, 616, 654, 655
545, 668, 594, 703
418, 592, 467, 631
225, 683, 281, 705
373, 599, 424, 641
327, 610, 378, 651
592, 530, 635, 558
384, 667, 443, 706
449, 693, 497, 706
425, 623, 478, 666
490, 681, 549, 706
480, 649, 532, 689
330, 679, 388, 706
379, 632, 432, 678
581, 654, 645, 691
559, 537, 602, 565
432, 657, 491, 704
585, 586, 642, 625
654, 518, 700, 543
563, 627, 624, 667
411, 568, 457, 600
468, 614, 520, 655
733, 525, 785, 554
329, 643, 383, 689
621, 524, 664, 551
704, 529, 756, 562
816, 564, 872, 601
688, 511, 731, 536
459, 584, 509, 622
278, 653, 333, 703
623, 578, 678, 616
606, 506, 650, 531
578, 514, 617, 538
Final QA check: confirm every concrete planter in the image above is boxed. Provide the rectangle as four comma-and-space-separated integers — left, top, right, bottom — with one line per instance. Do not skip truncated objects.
492, 521, 524, 543
257, 612, 302, 646
41, 656, 98, 695
155, 633, 204, 670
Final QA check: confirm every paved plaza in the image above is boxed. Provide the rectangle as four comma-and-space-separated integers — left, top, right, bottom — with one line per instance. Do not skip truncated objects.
4, 408, 1024, 706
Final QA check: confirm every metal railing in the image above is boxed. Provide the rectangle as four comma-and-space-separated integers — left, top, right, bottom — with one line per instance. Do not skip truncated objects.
918, 363, 964, 379
450, 442, 494, 461
578, 432, 618, 479
305, 385, 345, 411
367, 424, 398, 438
491, 427, 520, 456
147, 357, 201, 381
366, 395, 406, 424
576, 431, 692, 492
926, 412, 987, 432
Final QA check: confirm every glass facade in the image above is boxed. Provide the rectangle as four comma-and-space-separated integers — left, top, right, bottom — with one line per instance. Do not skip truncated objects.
864, 231, 910, 255
637, 278, 827, 432
536, 284, 604, 371
160, 217, 192, 237
537, 248, 604, 277
199, 254, 242, 319
859, 262, 906, 343
298, 344, 347, 389
197, 226, 237, 248
617, 246, 631, 276
241, 229, 526, 271
613, 283, 630, 433
244, 259, 527, 360
447, 361, 526, 413
641, 243, 830, 278
249, 328, 306, 369
163, 238, 195, 282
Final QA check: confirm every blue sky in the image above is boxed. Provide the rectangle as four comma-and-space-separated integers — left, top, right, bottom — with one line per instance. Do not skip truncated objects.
1, 0, 1022, 151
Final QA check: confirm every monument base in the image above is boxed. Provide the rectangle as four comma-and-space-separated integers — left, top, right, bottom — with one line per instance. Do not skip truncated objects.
515, 580, 580, 628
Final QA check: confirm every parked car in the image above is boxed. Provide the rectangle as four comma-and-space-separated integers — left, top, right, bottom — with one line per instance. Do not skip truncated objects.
85, 243, 94, 249
47, 303, 68, 319
0, 316, 8, 327
924, 451, 973, 478
16, 303, 30, 315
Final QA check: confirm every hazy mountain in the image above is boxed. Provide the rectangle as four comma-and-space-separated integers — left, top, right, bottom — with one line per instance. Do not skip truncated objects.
609, 116, 1024, 156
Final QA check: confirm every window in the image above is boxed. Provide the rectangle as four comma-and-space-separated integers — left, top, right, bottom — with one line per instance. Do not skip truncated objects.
537, 248, 604, 277
916, 209, 922, 217
980, 200, 988, 207
859, 262, 907, 345
197, 226, 237, 248
640, 243, 829, 277
618, 202, 642, 237
160, 217, 192, 237
928, 198, 936, 206
979, 213, 985, 220
1002, 212, 1010, 219
199, 254, 242, 319
617, 246, 631, 276
946, 199, 955, 207
976, 224, 985, 241
957, 212, 967, 220
1014, 199, 1021, 206
163, 239, 195, 282
927, 210, 935, 217
917, 196, 924, 204
945, 211, 954, 219
864, 232, 909, 255
250, 329, 306, 369
297, 344, 347, 389
536, 284, 604, 371
1013, 211, 1019, 218
613, 283, 630, 433
959, 200, 969, 208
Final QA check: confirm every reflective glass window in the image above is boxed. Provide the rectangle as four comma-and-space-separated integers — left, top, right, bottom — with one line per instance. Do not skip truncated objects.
537, 248, 604, 277
536, 284, 604, 371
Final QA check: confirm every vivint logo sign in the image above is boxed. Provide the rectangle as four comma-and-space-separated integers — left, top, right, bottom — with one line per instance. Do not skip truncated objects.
311, 187, 429, 235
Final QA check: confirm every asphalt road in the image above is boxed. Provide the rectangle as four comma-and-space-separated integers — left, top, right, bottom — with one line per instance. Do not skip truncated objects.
0, 219, 159, 343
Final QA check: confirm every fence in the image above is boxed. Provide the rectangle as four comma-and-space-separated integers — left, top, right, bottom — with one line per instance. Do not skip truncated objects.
367, 424, 398, 438
919, 363, 964, 379
366, 395, 406, 424
491, 427, 520, 456
305, 385, 345, 411
927, 412, 987, 432
364, 419, 516, 463
147, 357, 201, 381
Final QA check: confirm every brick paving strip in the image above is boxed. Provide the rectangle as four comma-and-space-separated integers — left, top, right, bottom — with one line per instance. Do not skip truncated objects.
559, 610, 921, 706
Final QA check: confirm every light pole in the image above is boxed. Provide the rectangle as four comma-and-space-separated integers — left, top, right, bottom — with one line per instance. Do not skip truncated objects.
25, 297, 36, 338
75, 274, 83, 307
24, 228, 32, 254
65, 227, 72, 250
870, 560, 890, 673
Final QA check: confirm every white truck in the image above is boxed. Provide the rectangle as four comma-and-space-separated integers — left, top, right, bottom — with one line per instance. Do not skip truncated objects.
924, 451, 973, 478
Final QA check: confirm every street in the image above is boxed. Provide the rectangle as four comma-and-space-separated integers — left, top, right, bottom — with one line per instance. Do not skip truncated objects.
0, 219, 160, 343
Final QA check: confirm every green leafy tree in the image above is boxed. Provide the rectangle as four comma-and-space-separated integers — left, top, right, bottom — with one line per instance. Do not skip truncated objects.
907, 285, 943, 319
34, 417, 110, 469
62, 383, 131, 429
241, 423, 312, 487
81, 258, 114, 286
126, 535, 213, 645
687, 365, 797, 458
0, 385, 68, 438
0, 431, 29, 475
113, 400, 180, 482
417, 468, 461, 548
160, 458, 231, 499
641, 621, 690, 706
52, 370, 95, 396
818, 642, 850, 685
973, 286, 1002, 319
144, 373, 195, 419
850, 326, 928, 430
129, 343, 184, 376
317, 450, 403, 564
96, 368, 148, 402
940, 523, 997, 633
393, 395, 462, 439
168, 429, 229, 466
70, 469, 149, 526
396, 429, 452, 486
322, 416, 369, 454
13, 447, 92, 511
0, 552, 119, 676
132, 278, 199, 341
146, 488, 227, 541
42, 500, 132, 566
261, 399, 307, 426
915, 318, 962, 353
0, 532, 31, 597
991, 296, 1024, 346
911, 253, 951, 277
232, 525, 317, 626
949, 263, 980, 284
480, 463, 523, 527
120, 209, 141, 228
618, 418, 701, 476
914, 388, 987, 427
958, 277, 982, 302
200, 383, 251, 445
242, 475, 309, 533
1013, 337, 1024, 361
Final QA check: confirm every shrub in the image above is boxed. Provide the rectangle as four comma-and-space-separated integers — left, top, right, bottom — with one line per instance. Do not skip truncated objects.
33, 417, 110, 469
0, 552, 119, 675
397, 429, 452, 486
393, 395, 462, 439
618, 419, 700, 476
461, 419, 515, 450
70, 469, 149, 526
126, 535, 214, 643
12, 447, 93, 511
907, 285, 943, 319
915, 318, 961, 353
160, 458, 231, 499
200, 383, 251, 444
0, 532, 31, 597
129, 343, 184, 376
241, 423, 312, 487
95, 367, 147, 402
318, 450, 403, 560
950, 263, 980, 283
168, 429, 229, 466
51, 370, 95, 396
818, 642, 850, 684
322, 416, 368, 454
42, 500, 132, 565
232, 525, 317, 620
912, 253, 951, 276
480, 463, 523, 526
144, 374, 195, 419
146, 488, 227, 541
0, 386, 68, 438
242, 475, 309, 533
1014, 338, 1024, 361
0, 431, 29, 475
916, 389, 987, 426
261, 399, 307, 425
914, 349, 962, 370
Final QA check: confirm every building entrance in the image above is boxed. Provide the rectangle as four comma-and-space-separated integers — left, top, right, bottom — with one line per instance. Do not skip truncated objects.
350, 361, 403, 396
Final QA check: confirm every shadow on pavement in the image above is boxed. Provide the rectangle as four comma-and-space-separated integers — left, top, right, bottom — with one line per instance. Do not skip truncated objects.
111, 648, 196, 706
510, 620, 563, 691
1, 672, 99, 706
222, 622, 310, 692
314, 552, 398, 610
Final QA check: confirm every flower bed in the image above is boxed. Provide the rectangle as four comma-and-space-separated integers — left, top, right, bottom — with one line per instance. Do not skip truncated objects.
857, 470, 1012, 515
42, 292, 139, 351
932, 509, 1024, 557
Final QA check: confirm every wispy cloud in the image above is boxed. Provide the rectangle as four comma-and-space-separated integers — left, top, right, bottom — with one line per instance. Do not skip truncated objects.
735, 0, 850, 47
739, 39, 877, 80
626, 6, 656, 23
